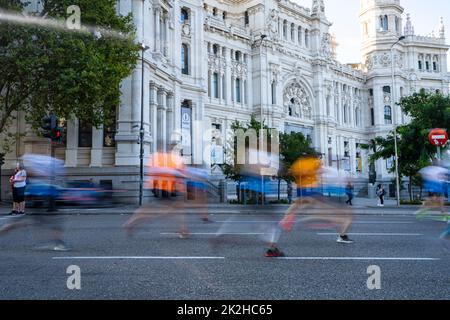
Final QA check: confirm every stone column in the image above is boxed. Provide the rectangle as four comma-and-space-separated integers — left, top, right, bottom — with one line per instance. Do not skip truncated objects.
166, 93, 174, 144
65, 117, 78, 167
164, 14, 169, 57
157, 89, 168, 152
150, 82, 158, 154
90, 126, 103, 167
224, 48, 232, 105
154, 6, 161, 53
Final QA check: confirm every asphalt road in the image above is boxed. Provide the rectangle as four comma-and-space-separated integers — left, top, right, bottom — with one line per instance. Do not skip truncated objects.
0, 211, 449, 300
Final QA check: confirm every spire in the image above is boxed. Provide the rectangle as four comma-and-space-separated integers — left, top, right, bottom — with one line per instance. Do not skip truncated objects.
312, 0, 325, 17
439, 17, 445, 38
404, 13, 414, 36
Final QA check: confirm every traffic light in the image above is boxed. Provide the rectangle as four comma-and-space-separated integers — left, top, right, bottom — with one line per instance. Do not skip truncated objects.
0, 153, 5, 167
41, 115, 62, 142
41, 116, 56, 139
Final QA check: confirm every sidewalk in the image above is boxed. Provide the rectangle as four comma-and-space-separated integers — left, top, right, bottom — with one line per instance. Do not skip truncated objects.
0, 198, 428, 216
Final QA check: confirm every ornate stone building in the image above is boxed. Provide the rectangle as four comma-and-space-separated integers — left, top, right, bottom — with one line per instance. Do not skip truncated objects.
2, 0, 450, 199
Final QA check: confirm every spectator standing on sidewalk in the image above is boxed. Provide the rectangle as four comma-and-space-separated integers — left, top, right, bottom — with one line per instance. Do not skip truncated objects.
377, 184, 385, 207
10, 163, 27, 215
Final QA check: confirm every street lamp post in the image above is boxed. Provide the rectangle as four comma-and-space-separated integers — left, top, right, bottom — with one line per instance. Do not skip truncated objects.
259, 34, 267, 206
139, 43, 150, 207
390, 35, 405, 206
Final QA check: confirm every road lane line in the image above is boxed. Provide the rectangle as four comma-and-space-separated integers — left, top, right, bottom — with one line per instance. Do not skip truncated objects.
214, 221, 414, 224
53, 256, 225, 260
161, 232, 269, 236
278, 257, 440, 261
317, 233, 423, 236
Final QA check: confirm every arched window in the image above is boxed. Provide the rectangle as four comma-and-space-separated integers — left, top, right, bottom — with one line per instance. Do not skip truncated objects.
212, 8, 217, 16
305, 29, 310, 47
180, 8, 189, 23
181, 43, 189, 75
244, 11, 249, 25
298, 26, 302, 45
384, 106, 392, 124
383, 86, 391, 94
222, 11, 227, 21
283, 20, 287, 40
291, 23, 295, 42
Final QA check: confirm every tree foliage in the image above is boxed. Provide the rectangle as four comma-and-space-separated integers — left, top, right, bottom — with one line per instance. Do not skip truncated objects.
0, 0, 139, 152
367, 90, 450, 200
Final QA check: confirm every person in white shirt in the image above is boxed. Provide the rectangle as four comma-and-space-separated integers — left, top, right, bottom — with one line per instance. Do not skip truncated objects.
9, 163, 27, 215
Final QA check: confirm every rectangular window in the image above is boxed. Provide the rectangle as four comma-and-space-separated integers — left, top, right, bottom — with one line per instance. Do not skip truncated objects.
78, 120, 92, 148
426, 61, 430, 70
433, 61, 438, 71
370, 108, 375, 126
271, 82, 276, 105
235, 78, 241, 103
213, 73, 219, 99
418, 60, 422, 70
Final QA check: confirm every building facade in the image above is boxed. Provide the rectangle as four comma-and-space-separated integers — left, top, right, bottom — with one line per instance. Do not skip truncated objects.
2, 0, 450, 199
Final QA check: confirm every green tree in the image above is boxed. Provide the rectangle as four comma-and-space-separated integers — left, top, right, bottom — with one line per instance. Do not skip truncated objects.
222, 116, 272, 203
0, 0, 139, 152
367, 90, 450, 201
278, 131, 315, 200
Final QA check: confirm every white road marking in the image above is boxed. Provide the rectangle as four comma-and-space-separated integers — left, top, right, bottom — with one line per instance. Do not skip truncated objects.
53, 256, 225, 260
278, 257, 440, 261
214, 220, 413, 224
161, 232, 269, 236
317, 233, 423, 236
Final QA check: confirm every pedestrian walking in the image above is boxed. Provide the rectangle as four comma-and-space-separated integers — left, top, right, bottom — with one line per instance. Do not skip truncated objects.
345, 182, 354, 206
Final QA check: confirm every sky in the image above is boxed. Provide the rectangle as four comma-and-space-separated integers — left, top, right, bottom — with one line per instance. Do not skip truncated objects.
294, 0, 450, 63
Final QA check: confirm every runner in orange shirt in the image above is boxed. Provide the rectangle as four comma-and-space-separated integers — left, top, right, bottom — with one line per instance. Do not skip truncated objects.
123, 144, 190, 238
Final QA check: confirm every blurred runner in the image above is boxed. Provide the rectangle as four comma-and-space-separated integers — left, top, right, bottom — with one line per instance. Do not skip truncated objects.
416, 165, 449, 220
213, 147, 284, 257
123, 144, 191, 238
279, 155, 354, 250
0, 154, 69, 251
185, 165, 212, 223
415, 163, 450, 242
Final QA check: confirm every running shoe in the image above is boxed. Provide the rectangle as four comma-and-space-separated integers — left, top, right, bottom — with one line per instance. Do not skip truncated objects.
53, 244, 71, 251
337, 235, 354, 244
178, 229, 190, 239
265, 247, 285, 258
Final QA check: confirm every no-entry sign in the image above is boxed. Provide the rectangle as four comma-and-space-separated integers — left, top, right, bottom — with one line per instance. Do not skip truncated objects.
429, 128, 449, 147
